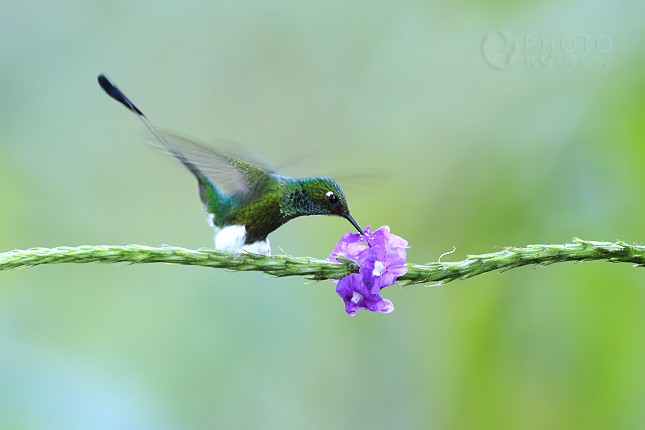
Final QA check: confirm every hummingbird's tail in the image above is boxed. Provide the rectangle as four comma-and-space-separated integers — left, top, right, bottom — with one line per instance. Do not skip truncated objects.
98, 75, 204, 179
98, 75, 222, 209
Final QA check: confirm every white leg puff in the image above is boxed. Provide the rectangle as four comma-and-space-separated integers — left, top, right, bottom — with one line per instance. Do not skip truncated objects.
213, 225, 272, 256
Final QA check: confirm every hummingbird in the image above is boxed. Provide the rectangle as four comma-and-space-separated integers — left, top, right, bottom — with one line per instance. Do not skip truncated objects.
97, 75, 364, 255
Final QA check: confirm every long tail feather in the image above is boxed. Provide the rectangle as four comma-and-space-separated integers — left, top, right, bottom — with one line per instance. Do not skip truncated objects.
98, 74, 204, 181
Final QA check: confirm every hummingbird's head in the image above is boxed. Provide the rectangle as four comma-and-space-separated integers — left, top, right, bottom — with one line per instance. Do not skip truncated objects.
299, 177, 365, 235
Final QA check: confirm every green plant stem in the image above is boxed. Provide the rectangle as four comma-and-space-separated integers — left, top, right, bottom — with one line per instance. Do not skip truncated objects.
2, 238, 644, 285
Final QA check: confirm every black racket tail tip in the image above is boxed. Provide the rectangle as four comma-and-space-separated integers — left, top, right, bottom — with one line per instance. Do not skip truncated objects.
97, 74, 143, 115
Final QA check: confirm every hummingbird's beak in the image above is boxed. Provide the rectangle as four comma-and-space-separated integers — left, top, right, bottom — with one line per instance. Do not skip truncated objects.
343, 213, 365, 235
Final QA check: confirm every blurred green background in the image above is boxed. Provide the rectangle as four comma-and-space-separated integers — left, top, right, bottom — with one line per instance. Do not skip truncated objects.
2, 0, 645, 429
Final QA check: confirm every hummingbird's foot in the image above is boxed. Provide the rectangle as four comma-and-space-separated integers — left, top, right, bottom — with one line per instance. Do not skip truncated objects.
239, 240, 271, 256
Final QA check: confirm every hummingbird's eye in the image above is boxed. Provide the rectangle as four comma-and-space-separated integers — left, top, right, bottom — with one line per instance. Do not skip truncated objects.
326, 191, 339, 206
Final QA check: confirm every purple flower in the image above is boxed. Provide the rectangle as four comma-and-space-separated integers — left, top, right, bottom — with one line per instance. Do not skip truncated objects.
329, 225, 409, 315
358, 245, 408, 294
366, 225, 408, 260
326, 226, 372, 263
336, 273, 394, 316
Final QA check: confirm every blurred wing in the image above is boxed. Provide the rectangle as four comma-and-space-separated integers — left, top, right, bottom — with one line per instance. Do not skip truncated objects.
320, 168, 392, 195
142, 129, 270, 194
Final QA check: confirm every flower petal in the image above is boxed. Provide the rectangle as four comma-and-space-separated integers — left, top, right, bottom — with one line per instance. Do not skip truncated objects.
330, 225, 409, 315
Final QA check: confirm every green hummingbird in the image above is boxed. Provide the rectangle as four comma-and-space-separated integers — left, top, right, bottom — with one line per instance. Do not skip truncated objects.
98, 75, 364, 255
